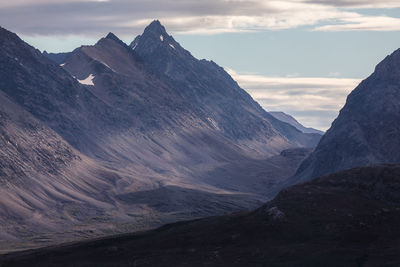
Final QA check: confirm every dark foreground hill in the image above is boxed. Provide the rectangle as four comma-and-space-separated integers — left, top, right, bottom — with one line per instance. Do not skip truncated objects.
2, 164, 400, 267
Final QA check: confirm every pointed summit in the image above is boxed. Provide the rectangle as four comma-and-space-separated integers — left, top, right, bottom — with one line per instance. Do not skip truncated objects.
129, 20, 179, 53
97, 32, 128, 48
138, 20, 169, 43
144, 20, 167, 35
105, 32, 120, 41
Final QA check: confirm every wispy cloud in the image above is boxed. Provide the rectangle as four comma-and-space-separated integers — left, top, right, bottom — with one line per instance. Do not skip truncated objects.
227, 69, 361, 130
1, 0, 400, 37
315, 15, 400, 31
303, 0, 400, 8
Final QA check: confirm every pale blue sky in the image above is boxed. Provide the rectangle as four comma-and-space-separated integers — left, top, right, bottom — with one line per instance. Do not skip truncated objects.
175, 29, 400, 79
3, 1, 400, 130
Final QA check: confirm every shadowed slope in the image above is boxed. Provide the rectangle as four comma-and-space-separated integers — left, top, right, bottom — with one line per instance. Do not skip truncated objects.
0, 90, 123, 252
3, 165, 400, 266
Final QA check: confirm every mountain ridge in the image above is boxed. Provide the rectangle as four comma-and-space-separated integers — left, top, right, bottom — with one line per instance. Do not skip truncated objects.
270, 111, 324, 135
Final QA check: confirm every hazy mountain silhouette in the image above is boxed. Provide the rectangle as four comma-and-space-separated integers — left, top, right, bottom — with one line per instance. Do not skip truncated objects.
270, 111, 324, 135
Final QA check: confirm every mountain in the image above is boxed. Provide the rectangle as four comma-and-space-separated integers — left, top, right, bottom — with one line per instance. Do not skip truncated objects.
129, 20, 320, 151
43, 51, 70, 65
0, 22, 319, 251
3, 164, 400, 266
0, 25, 151, 251
0, 92, 129, 252
0, 27, 129, 251
270, 111, 324, 135
293, 48, 400, 183
60, 21, 321, 195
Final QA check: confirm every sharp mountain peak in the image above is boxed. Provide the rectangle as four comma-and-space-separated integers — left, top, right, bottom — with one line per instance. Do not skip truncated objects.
105, 32, 121, 42
130, 20, 178, 51
97, 32, 128, 49
145, 20, 168, 35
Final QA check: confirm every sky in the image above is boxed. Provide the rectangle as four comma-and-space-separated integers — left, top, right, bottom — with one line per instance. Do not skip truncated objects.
1, 0, 400, 130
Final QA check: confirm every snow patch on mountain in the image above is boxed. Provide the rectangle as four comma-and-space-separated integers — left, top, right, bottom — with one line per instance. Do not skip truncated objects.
77, 74, 95, 86
207, 117, 219, 129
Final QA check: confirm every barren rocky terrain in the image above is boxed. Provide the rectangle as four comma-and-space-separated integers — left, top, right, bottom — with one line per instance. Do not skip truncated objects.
2, 165, 400, 266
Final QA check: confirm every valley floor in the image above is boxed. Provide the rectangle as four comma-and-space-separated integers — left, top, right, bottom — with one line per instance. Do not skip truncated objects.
2, 164, 400, 267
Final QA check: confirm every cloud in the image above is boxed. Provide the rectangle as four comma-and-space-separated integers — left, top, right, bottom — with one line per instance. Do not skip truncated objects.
315, 15, 400, 31
227, 69, 361, 130
1, 0, 400, 37
303, 0, 400, 8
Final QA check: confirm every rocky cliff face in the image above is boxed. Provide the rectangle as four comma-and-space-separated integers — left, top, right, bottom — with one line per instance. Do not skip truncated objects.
293, 48, 400, 183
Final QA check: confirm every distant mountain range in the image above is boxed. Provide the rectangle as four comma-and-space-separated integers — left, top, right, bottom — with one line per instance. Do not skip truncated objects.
0, 21, 321, 251
42, 51, 70, 65
269, 111, 324, 135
